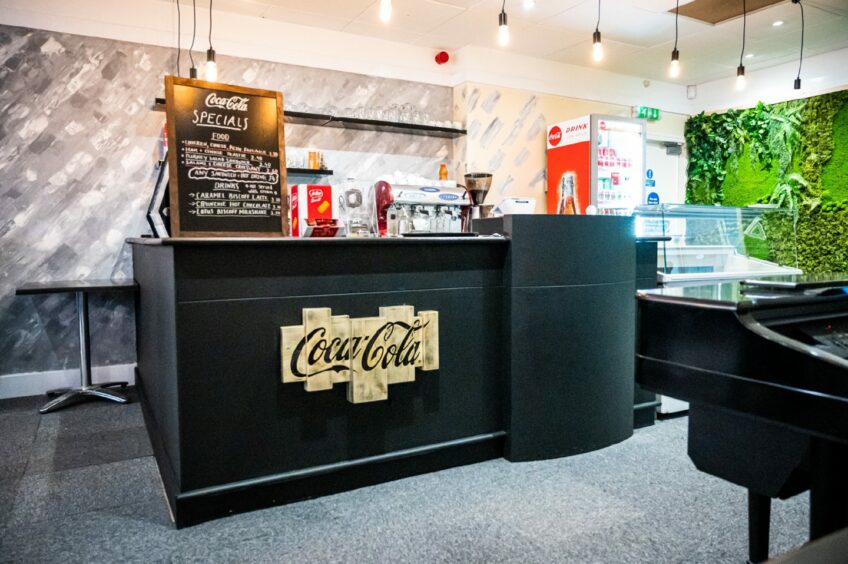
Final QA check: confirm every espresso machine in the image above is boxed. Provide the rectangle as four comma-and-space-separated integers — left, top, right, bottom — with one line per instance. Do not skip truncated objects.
464, 173, 494, 230
374, 180, 470, 236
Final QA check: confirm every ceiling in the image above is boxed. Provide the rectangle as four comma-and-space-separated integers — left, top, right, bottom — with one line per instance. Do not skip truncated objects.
202, 0, 848, 85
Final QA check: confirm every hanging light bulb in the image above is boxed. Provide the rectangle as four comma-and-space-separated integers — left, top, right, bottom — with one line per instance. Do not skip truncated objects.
669, 49, 680, 78
592, 0, 603, 62
592, 31, 603, 62
206, 48, 217, 82
379, 0, 392, 22
735, 0, 748, 91
668, 0, 680, 78
736, 65, 747, 90
205, 0, 217, 81
498, 6, 510, 47
523, 0, 536, 9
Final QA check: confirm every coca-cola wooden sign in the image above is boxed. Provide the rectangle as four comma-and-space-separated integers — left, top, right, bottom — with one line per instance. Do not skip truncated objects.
281, 306, 440, 404
164, 76, 287, 237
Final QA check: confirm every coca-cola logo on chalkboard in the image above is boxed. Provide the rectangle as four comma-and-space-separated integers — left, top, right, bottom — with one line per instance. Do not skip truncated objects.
205, 93, 250, 111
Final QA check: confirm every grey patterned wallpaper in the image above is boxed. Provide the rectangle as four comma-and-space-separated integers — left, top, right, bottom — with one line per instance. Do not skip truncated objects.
0, 24, 453, 377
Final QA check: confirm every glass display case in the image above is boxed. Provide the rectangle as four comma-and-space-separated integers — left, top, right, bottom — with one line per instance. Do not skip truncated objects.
634, 204, 802, 285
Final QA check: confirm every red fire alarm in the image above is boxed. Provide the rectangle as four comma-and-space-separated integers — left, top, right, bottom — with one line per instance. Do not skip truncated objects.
435, 51, 450, 65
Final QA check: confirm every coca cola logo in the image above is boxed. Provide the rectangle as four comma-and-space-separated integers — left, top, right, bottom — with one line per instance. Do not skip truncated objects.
289, 321, 426, 379
281, 306, 440, 404
308, 188, 324, 203
549, 126, 562, 146
291, 193, 298, 207
205, 93, 249, 112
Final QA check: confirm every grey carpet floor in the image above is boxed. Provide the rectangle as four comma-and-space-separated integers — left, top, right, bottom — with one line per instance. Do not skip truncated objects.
0, 389, 809, 563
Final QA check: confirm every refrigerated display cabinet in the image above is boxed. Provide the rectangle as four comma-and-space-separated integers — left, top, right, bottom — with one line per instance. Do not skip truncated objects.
633, 204, 802, 285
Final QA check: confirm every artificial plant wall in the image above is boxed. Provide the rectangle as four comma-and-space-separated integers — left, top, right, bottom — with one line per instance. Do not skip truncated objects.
685, 90, 848, 273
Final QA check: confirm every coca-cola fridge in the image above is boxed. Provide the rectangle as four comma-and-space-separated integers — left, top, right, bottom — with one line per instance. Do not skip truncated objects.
546, 115, 646, 216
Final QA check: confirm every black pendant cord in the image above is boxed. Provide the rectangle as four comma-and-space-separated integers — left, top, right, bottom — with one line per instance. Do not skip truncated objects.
595, 0, 601, 33
189, 0, 197, 74
175, 0, 181, 76
208, 0, 213, 50
673, 0, 679, 51
739, 0, 747, 66
795, 0, 805, 84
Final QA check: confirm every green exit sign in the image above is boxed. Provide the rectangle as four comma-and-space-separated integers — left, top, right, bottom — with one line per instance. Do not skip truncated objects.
636, 106, 661, 120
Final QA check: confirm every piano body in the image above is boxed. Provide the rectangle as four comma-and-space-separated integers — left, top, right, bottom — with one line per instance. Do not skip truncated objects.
636, 277, 848, 561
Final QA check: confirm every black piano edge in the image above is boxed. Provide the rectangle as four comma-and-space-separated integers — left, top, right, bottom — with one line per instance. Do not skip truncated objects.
139, 368, 505, 528
635, 355, 848, 444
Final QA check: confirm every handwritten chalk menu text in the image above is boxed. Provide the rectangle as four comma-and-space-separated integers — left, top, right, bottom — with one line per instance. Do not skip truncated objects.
164, 76, 287, 236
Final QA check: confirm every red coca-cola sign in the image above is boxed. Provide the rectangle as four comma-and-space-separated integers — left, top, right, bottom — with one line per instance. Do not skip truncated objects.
548, 125, 563, 146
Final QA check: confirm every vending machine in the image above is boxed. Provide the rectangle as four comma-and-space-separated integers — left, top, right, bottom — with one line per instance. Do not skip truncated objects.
546, 115, 647, 216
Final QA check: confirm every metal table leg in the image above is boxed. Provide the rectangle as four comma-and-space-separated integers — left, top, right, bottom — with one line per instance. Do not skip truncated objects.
39, 291, 129, 414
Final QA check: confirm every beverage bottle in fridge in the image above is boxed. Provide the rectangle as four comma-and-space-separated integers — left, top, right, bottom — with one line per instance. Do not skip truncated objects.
558, 172, 579, 215
439, 163, 448, 181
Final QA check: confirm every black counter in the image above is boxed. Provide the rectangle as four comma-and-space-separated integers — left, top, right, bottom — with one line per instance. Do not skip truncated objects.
130, 215, 637, 527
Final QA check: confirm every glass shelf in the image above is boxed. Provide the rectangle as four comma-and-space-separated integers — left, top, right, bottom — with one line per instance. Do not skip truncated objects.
153, 99, 466, 139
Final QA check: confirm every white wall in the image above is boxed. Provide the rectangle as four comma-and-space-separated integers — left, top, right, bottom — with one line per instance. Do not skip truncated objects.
0, 0, 692, 113
691, 47, 848, 113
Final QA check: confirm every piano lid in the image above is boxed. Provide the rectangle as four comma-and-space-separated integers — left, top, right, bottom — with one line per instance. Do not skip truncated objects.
638, 275, 848, 311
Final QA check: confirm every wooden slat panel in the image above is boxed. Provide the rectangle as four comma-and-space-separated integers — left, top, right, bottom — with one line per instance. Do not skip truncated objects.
412, 315, 424, 368
304, 307, 333, 391
675, 0, 783, 24
348, 317, 389, 403
280, 325, 306, 383
331, 315, 351, 384
420, 310, 440, 371
380, 305, 416, 384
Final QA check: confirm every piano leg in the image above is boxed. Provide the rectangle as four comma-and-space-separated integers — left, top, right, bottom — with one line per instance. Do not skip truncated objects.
809, 437, 848, 540
748, 490, 771, 563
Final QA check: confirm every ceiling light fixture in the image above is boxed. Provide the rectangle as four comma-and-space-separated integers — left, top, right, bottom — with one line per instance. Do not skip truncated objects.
736, 0, 747, 91
189, 0, 198, 79
379, 0, 392, 23
792, 0, 804, 90
772, 20, 784, 26
523, 0, 536, 9
498, 0, 510, 47
669, 0, 680, 78
592, 0, 603, 62
205, 0, 217, 82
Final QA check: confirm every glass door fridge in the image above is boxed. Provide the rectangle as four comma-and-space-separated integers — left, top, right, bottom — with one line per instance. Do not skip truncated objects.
546, 114, 647, 216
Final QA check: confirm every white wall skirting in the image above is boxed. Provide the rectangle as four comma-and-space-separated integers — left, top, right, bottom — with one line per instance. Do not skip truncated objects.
0, 363, 136, 400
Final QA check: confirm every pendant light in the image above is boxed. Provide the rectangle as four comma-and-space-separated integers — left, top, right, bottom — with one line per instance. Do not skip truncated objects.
592, 0, 603, 62
669, 0, 680, 78
205, 0, 217, 82
379, 0, 392, 23
189, 0, 198, 79
498, 0, 510, 47
735, 0, 747, 91
792, 0, 804, 90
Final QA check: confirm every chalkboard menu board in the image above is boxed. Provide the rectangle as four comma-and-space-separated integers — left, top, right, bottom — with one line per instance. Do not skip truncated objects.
164, 76, 287, 236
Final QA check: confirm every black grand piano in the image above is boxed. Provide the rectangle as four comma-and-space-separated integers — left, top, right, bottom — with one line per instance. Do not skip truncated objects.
636, 276, 848, 562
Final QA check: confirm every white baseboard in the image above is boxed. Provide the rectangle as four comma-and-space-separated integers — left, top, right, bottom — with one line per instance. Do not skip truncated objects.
0, 364, 136, 400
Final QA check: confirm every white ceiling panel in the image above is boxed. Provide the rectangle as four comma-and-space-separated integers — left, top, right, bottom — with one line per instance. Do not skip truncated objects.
201, 0, 848, 85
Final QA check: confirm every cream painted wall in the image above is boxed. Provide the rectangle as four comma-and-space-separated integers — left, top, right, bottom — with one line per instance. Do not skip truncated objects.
453, 82, 688, 213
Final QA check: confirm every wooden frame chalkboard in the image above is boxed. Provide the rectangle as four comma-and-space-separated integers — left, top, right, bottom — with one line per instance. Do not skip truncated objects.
164, 76, 287, 237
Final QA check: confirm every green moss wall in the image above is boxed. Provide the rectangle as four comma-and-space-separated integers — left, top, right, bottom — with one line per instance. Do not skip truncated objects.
685, 90, 848, 274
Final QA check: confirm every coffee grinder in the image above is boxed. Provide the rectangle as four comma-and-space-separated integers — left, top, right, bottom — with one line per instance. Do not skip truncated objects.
464, 173, 493, 231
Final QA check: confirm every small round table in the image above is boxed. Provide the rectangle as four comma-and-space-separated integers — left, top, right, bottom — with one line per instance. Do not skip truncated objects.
15, 279, 138, 414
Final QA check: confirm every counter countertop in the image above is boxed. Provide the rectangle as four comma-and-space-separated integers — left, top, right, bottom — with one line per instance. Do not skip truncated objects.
127, 236, 509, 246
